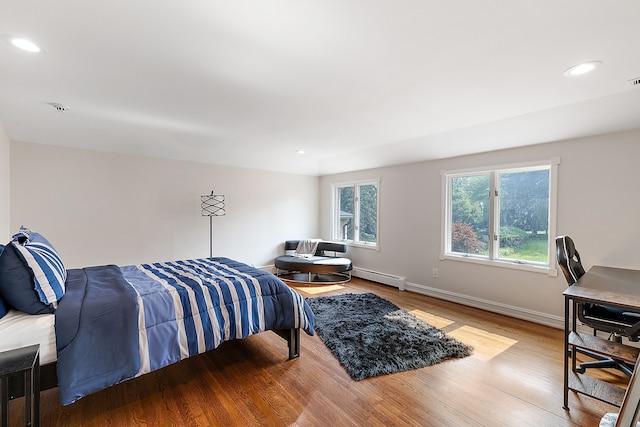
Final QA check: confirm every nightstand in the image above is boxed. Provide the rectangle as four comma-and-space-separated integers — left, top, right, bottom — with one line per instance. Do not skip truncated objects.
0, 345, 40, 427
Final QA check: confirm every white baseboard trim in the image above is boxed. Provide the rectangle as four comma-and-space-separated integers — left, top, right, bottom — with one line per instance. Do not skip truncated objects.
404, 281, 564, 329
259, 264, 276, 274
266, 262, 563, 330
352, 267, 406, 290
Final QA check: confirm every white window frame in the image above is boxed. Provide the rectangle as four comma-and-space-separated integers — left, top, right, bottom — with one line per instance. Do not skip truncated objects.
332, 178, 380, 250
440, 158, 559, 276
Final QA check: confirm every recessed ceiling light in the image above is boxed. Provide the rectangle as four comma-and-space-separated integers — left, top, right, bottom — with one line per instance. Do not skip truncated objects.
1, 34, 44, 53
563, 61, 602, 77
296, 150, 305, 154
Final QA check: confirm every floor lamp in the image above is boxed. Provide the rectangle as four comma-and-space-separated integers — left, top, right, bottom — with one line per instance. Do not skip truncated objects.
201, 191, 225, 258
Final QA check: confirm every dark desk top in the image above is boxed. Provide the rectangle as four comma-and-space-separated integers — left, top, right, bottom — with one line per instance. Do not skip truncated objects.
0, 344, 40, 376
563, 265, 640, 309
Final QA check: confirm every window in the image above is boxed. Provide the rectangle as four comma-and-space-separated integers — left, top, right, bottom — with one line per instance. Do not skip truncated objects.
441, 159, 559, 273
333, 179, 379, 247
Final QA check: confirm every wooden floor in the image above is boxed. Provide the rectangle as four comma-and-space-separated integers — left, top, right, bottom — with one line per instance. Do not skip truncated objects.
10, 278, 627, 426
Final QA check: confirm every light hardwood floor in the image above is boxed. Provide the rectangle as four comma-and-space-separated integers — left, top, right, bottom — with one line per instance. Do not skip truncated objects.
11, 278, 627, 426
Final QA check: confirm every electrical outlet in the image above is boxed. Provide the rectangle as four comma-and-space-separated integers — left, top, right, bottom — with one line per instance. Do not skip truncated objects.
432, 268, 438, 278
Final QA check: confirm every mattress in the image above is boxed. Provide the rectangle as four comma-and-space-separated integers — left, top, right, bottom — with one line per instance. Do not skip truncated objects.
0, 309, 56, 364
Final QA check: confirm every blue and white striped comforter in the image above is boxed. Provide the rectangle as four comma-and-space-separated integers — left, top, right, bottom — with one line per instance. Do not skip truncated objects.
55, 257, 315, 405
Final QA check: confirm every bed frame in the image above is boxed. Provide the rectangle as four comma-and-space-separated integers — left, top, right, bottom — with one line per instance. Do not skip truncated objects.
7, 327, 300, 401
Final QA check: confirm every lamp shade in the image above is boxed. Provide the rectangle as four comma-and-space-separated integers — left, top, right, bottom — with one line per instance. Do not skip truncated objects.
201, 192, 225, 216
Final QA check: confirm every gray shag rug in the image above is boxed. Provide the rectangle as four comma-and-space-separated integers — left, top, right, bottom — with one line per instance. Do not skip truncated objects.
306, 292, 473, 380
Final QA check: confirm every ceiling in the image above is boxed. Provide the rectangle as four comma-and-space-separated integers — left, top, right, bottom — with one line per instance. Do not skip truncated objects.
1, 1, 640, 176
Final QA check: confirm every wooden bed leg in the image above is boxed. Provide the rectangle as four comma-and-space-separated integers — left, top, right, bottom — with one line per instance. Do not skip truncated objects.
288, 328, 300, 360
273, 328, 300, 359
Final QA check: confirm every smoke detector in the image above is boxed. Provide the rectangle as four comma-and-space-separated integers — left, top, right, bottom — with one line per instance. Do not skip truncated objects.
48, 102, 70, 112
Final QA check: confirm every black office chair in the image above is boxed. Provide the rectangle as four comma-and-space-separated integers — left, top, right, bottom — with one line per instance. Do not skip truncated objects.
556, 235, 640, 376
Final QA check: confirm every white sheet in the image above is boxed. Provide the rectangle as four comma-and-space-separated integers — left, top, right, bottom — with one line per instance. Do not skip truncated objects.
0, 309, 56, 364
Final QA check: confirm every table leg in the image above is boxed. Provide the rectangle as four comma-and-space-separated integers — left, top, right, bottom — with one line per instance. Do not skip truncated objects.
25, 369, 32, 427
563, 295, 570, 410
34, 354, 39, 427
1, 375, 8, 427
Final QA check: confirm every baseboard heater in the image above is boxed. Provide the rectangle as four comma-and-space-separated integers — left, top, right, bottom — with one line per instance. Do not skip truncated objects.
352, 267, 406, 290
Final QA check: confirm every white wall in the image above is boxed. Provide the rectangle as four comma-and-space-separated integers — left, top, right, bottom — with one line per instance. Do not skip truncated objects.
320, 130, 640, 324
10, 141, 319, 268
10, 131, 640, 325
0, 122, 9, 242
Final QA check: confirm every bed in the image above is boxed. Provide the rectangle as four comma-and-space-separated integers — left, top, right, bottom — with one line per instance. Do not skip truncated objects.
0, 228, 315, 406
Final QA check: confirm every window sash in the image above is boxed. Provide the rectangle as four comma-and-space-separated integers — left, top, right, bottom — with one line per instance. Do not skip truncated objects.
441, 159, 559, 275
333, 179, 379, 247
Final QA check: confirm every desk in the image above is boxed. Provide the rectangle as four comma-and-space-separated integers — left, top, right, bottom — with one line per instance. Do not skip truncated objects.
563, 266, 640, 410
0, 345, 40, 427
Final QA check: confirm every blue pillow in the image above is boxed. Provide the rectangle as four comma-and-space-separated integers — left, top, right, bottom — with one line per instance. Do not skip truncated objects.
0, 244, 8, 319
0, 294, 7, 319
0, 227, 66, 314
0, 242, 54, 314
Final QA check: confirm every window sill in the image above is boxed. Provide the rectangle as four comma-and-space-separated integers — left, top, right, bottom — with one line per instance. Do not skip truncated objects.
343, 241, 379, 252
440, 253, 557, 276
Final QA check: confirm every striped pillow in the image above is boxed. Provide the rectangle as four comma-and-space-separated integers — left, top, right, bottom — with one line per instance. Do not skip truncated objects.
11, 227, 67, 307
